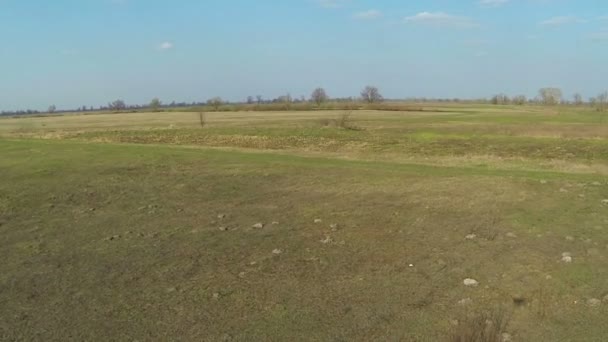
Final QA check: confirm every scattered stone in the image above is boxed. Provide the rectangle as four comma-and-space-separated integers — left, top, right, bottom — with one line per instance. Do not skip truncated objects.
330, 223, 339, 231
587, 298, 602, 307
591, 181, 602, 186
562, 252, 573, 263
212, 292, 220, 300
540, 180, 548, 185
314, 219, 323, 224
320, 236, 333, 244
465, 234, 477, 240
559, 188, 569, 193
545, 275, 553, 280
238, 272, 246, 278
602, 199, 608, 205
463, 278, 479, 287
249, 261, 257, 266
272, 249, 283, 255
217, 214, 226, 219
565, 236, 575, 241
506, 232, 518, 238
272, 221, 280, 225
449, 319, 459, 326
458, 298, 472, 306
218, 226, 228, 232
252, 223, 264, 229
502, 333, 512, 342
409, 264, 414, 267
177, 208, 184, 213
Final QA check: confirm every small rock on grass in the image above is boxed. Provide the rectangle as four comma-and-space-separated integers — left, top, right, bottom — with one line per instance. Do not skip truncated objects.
566, 236, 575, 241
218, 227, 228, 232
458, 298, 472, 306
330, 224, 339, 231
602, 199, 608, 205
587, 298, 601, 307
314, 219, 322, 224
320, 236, 333, 244
218, 214, 226, 219
540, 180, 548, 184
272, 221, 280, 225
252, 223, 264, 229
562, 252, 573, 263
465, 234, 477, 240
463, 278, 479, 287
272, 249, 283, 255
506, 232, 517, 238
502, 333, 512, 342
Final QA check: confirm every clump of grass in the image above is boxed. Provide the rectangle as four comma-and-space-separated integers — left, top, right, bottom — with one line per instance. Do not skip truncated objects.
319, 111, 362, 131
449, 308, 511, 342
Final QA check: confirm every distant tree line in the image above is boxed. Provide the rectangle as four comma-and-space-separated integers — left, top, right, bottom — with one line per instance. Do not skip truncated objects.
3, 85, 608, 116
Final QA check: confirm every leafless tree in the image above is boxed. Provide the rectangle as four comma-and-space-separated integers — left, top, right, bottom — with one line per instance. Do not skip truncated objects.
597, 91, 608, 112
109, 99, 127, 112
361, 86, 383, 103
512, 95, 527, 105
573, 93, 583, 106
246, 96, 255, 104
256, 95, 263, 104
207, 97, 223, 111
149, 98, 162, 112
491, 94, 510, 105
311, 87, 329, 106
48, 105, 56, 114
538, 88, 563, 105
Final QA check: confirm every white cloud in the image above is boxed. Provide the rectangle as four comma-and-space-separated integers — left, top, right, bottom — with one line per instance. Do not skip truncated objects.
479, 0, 509, 8
540, 16, 587, 27
404, 12, 478, 28
158, 42, 174, 50
353, 10, 382, 20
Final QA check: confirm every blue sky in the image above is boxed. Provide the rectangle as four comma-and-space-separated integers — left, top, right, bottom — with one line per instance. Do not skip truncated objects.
0, 0, 607, 110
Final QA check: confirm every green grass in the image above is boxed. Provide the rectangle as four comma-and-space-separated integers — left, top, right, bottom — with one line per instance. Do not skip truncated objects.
2, 106, 608, 340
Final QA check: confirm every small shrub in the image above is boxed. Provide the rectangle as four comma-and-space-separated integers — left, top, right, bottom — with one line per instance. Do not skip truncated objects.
198, 112, 206, 128
449, 309, 511, 342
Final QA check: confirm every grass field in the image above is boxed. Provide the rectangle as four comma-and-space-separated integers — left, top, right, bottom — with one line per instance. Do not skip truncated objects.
2, 105, 608, 340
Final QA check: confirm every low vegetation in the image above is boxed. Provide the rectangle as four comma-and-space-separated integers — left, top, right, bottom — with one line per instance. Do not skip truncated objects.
2, 105, 608, 340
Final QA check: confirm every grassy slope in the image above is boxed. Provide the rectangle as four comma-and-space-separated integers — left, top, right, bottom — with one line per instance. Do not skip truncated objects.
2, 138, 608, 341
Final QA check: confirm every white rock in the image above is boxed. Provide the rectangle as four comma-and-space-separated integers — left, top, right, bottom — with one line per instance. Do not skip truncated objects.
314, 219, 322, 224
272, 249, 283, 255
602, 199, 608, 205
465, 234, 477, 240
320, 236, 333, 244
252, 223, 264, 229
463, 278, 479, 287
562, 255, 573, 263
565, 236, 575, 241
458, 298, 472, 305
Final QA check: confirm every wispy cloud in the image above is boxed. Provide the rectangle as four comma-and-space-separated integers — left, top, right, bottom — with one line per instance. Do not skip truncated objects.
404, 12, 478, 28
157, 42, 174, 50
540, 16, 587, 27
479, 0, 509, 8
353, 10, 382, 20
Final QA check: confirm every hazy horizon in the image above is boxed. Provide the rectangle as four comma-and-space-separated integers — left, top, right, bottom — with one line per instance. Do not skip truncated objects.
1, 0, 607, 111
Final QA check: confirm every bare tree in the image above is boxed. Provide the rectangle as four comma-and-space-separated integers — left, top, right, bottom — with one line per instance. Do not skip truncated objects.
48, 105, 56, 114
491, 94, 510, 105
246, 96, 255, 104
573, 93, 583, 106
109, 99, 127, 112
538, 88, 563, 105
207, 97, 223, 111
361, 86, 383, 103
311, 87, 329, 106
149, 98, 162, 112
512, 95, 527, 105
256, 95, 263, 104
597, 91, 608, 112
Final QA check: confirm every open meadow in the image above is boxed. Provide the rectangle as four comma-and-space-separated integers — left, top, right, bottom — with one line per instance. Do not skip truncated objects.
2, 105, 608, 340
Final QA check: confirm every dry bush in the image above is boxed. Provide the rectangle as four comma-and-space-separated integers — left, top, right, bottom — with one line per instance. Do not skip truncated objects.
449, 309, 511, 342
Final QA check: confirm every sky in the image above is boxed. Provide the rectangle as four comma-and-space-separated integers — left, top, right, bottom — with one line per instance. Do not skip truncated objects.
0, 0, 607, 111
